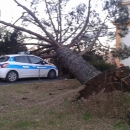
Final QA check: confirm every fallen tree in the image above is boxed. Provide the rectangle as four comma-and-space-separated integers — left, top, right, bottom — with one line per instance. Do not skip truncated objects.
0, 0, 129, 95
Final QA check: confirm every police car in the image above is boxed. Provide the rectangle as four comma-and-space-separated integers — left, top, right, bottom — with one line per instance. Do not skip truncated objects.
0, 53, 58, 82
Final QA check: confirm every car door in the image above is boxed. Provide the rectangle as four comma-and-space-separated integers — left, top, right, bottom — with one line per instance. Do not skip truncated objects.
28, 56, 45, 77
14, 56, 32, 77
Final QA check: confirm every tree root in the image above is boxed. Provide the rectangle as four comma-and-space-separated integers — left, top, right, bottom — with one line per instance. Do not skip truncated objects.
78, 66, 130, 99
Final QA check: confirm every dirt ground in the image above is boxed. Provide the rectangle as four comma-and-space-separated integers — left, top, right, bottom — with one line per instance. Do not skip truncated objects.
0, 79, 130, 129
78, 66, 130, 99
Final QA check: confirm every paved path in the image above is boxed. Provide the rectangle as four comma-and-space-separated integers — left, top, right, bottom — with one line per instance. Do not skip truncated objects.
0, 78, 63, 86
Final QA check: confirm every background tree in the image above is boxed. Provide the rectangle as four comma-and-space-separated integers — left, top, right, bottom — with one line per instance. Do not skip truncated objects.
112, 43, 130, 60
0, 28, 27, 55
0, 0, 128, 84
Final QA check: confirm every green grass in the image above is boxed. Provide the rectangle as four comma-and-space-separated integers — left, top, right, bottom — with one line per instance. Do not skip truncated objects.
82, 112, 92, 121
0, 79, 130, 130
113, 121, 130, 130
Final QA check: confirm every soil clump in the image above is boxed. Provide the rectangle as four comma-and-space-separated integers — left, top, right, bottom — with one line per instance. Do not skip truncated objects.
78, 67, 130, 99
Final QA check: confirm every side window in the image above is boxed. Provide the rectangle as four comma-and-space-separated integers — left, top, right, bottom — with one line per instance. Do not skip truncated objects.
14, 56, 29, 63
0, 56, 10, 62
29, 56, 42, 64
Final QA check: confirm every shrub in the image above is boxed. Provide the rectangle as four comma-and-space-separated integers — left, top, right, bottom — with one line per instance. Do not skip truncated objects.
89, 61, 115, 71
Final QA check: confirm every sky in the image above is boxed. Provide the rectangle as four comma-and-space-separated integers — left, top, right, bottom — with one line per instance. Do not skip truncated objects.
1, 0, 130, 64
0, 0, 109, 27
0, 0, 88, 21
0, 0, 22, 22
0, 0, 93, 32
0, 0, 91, 46
0, 0, 115, 48
0, 0, 105, 22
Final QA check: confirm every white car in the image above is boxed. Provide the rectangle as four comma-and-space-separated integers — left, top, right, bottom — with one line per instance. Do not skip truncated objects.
0, 54, 58, 82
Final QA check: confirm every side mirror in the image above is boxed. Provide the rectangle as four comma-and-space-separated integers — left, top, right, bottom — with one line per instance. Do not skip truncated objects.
36, 60, 47, 65
35, 60, 44, 64
41, 60, 47, 65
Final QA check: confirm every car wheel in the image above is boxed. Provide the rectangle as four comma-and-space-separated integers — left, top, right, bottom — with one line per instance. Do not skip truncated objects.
6, 71, 18, 82
48, 70, 56, 79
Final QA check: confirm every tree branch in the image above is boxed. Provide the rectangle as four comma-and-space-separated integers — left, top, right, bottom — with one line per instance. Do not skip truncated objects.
22, 43, 52, 47
0, 20, 53, 44
97, 39, 114, 49
30, 46, 53, 54
68, 0, 91, 47
62, 22, 83, 44
14, 0, 61, 48
21, 17, 40, 27
59, 0, 62, 42
13, 12, 26, 25
79, 25, 104, 56
40, 53, 57, 59
79, 16, 108, 56
17, 36, 39, 42
36, 47, 55, 56
44, 0, 58, 39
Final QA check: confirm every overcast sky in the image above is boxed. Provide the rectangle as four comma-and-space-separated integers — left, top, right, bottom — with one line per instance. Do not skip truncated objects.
0, 0, 22, 21
0, 0, 115, 47
0, 0, 90, 22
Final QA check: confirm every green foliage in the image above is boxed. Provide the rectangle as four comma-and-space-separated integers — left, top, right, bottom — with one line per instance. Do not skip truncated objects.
0, 29, 27, 55
112, 43, 130, 60
13, 120, 38, 129
104, 0, 129, 37
82, 52, 103, 63
90, 61, 115, 71
83, 53, 115, 71
113, 121, 130, 130
82, 112, 92, 121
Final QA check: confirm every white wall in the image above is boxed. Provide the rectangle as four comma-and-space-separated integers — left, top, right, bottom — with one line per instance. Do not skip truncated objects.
114, 0, 130, 67
120, 58, 130, 66
120, 26, 130, 66
121, 27, 130, 46
122, 0, 130, 3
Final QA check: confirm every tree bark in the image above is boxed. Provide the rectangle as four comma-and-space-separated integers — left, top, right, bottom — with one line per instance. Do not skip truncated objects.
56, 47, 101, 84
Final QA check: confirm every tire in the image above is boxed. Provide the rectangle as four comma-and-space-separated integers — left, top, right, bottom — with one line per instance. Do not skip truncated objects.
6, 71, 18, 82
48, 70, 56, 79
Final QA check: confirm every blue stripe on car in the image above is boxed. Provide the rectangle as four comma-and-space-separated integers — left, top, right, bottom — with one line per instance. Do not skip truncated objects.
4, 64, 58, 70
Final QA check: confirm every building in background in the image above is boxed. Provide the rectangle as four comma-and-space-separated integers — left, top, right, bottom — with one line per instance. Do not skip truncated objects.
115, 0, 130, 67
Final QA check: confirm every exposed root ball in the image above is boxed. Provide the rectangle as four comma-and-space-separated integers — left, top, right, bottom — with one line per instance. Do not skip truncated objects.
78, 67, 130, 99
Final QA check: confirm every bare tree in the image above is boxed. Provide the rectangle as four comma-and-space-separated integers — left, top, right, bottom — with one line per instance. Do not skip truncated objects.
0, 0, 128, 84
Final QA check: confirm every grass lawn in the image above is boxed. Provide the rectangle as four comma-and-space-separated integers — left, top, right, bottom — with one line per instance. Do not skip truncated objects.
0, 79, 130, 130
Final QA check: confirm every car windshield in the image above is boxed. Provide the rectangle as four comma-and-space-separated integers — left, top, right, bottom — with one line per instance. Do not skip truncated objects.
0, 56, 10, 62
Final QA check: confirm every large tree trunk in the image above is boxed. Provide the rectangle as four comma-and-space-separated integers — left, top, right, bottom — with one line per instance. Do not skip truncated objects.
56, 47, 101, 84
